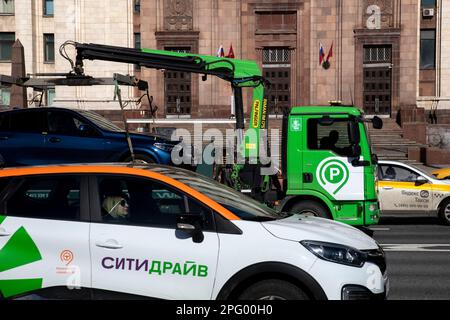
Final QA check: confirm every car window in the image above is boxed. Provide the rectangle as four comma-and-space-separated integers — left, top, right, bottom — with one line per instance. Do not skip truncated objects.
9, 110, 45, 133
307, 118, 354, 157
379, 165, 420, 182
78, 110, 123, 132
3, 176, 81, 221
148, 166, 287, 221
96, 176, 213, 230
47, 111, 93, 136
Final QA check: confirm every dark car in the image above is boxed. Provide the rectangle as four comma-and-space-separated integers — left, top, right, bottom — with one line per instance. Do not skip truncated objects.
0, 107, 178, 167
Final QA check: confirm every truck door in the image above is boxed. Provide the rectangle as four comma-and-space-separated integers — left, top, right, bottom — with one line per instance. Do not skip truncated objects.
302, 116, 365, 218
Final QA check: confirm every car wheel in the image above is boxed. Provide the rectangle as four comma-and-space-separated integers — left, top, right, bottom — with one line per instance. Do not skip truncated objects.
289, 200, 331, 219
438, 199, 450, 226
238, 279, 309, 300
124, 154, 155, 164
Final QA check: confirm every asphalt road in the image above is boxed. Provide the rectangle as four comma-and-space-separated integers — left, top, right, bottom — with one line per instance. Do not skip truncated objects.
371, 216, 450, 300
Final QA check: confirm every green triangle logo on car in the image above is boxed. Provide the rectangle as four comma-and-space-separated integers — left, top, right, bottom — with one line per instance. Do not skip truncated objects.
0, 217, 43, 298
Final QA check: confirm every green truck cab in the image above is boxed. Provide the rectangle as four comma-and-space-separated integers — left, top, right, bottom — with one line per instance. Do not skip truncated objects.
278, 106, 381, 226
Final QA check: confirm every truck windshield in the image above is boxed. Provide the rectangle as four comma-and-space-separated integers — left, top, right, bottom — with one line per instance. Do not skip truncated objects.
78, 110, 124, 132
149, 167, 288, 221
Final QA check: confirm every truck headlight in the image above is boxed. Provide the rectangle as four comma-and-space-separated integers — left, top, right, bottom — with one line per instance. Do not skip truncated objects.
154, 142, 175, 152
301, 240, 367, 268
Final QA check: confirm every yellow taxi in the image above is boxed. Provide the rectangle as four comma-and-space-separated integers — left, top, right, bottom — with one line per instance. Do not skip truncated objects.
377, 161, 450, 225
431, 168, 450, 180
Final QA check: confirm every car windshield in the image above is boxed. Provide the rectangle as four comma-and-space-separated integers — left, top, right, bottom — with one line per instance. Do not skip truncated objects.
148, 166, 289, 221
78, 110, 124, 132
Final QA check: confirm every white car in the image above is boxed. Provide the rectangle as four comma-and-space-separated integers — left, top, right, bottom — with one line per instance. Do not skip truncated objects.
0, 164, 388, 300
377, 160, 450, 225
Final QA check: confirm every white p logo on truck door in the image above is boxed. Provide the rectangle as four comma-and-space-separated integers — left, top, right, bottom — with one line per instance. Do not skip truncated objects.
317, 158, 350, 196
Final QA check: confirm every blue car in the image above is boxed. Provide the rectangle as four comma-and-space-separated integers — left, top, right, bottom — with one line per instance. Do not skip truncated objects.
0, 107, 178, 167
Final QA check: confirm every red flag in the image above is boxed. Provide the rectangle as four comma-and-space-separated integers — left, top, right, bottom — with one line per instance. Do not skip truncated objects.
326, 42, 333, 62
227, 44, 235, 58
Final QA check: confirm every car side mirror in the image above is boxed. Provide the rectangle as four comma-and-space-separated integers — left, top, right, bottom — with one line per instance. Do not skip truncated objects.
79, 124, 95, 135
372, 116, 383, 130
415, 176, 428, 186
176, 213, 204, 243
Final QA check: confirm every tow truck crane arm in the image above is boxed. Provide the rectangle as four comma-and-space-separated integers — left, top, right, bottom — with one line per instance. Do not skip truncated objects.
72, 43, 267, 134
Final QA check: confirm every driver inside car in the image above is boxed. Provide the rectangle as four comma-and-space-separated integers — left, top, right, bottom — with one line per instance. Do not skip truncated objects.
102, 196, 129, 219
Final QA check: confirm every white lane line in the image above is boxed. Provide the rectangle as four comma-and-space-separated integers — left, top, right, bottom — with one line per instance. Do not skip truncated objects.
369, 228, 391, 231
380, 244, 450, 252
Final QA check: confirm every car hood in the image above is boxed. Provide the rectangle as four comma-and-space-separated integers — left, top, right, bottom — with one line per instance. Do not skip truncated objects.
128, 132, 179, 144
261, 215, 379, 250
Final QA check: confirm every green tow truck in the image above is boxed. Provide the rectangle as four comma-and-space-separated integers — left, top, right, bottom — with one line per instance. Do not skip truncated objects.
1, 42, 383, 226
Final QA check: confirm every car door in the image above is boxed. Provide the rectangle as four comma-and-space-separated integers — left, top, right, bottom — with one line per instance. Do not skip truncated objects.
45, 110, 112, 163
377, 164, 432, 214
0, 174, 91, 299
0, 110, 47, 166
89, 174, 219, 300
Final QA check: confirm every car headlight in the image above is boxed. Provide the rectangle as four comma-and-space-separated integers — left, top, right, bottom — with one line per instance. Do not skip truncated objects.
301, 240, 367, 268
154, 142, 175, 152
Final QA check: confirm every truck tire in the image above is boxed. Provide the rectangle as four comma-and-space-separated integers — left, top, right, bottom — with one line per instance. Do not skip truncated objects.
124, 154, 155, 164
289, 200, 331, 219
238, 279, 309, 300
438, 199, 450, 226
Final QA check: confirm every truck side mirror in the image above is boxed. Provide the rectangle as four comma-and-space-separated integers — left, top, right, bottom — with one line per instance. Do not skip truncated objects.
176, 213, 204, 243
372, 116, 383, 129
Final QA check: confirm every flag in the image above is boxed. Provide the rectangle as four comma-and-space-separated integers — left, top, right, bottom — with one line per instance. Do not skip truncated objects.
217, 45, 225, 57
326, 42, 334, 63
319, 43, 325, 65
226, 44, 235, 58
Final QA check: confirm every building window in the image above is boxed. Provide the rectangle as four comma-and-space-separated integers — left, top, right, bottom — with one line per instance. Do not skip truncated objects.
421, 0, 436, 8
0, 0, 14, 14
43, 0, 53, 16
262, 48, 291, 115
364, 46, 392, 64
0, 32, 15, 61
44, 34, 55, 62
0, 87, 10, 106
420, 30, 436, 69
134, 0, 140, 13
47, 88, 55, 106
164, 47, 192, 115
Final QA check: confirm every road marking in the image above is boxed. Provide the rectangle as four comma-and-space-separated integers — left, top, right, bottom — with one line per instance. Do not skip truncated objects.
380, 244, 450, 252
369, 228, 391, 231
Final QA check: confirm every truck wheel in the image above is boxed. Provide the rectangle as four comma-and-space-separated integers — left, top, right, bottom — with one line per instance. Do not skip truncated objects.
438, 199, 450, 226
289, 200, 331, 219
238, 279, 309, 300
124, 154, 155, 164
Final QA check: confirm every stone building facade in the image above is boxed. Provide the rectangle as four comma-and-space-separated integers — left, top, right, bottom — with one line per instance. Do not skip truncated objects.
138, 0, 444, 123
0, 0, 448, 124
0, 0, 135, 109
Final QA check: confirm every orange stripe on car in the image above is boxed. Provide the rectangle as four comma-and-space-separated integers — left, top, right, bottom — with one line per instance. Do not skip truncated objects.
0, 165, 240, 221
